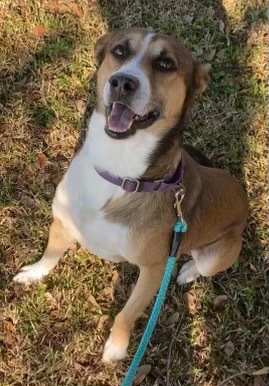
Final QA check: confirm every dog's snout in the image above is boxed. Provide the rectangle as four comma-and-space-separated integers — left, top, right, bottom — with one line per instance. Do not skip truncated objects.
109, 73, 139, 95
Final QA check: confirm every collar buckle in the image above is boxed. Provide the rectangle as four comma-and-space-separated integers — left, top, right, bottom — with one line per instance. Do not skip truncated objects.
121, 178, 140, 192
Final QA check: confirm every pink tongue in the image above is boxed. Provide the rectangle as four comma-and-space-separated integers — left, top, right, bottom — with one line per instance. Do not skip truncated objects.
108, 103, 135, 132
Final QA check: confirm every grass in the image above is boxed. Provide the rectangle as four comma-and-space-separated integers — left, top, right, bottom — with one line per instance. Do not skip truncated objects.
0, 0, 268, 385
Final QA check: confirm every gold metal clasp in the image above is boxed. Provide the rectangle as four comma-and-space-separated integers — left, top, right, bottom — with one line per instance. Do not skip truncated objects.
174, 186, 185, 219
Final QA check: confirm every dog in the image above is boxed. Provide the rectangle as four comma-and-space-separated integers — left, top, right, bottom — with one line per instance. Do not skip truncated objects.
13, 28, 248, 363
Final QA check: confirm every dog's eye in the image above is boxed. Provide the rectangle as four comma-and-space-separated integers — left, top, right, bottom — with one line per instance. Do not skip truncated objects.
155, 58, 176, 71
111, 45, 128, 60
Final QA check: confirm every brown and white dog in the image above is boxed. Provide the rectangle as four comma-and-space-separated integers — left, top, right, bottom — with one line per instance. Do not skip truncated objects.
13, 28, 248, 362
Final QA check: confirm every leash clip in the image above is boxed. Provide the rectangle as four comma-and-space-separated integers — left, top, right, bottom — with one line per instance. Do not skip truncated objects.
174, 186, 185, 220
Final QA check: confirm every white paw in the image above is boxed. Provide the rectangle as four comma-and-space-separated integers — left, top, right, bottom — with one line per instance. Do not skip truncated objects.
102, 336, 128, 363
177, 260, 200, 285
13, 260, 51, 283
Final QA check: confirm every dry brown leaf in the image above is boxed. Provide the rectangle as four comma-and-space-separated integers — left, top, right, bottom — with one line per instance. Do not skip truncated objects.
183, 292, 196, 314
194, 330, 207, 348
32, 25, 46, 38
253, 367, 269, 376
46, 1, 83, 17
68, 2, 83, 17
224, 341, 234, 357
97, 314, 109, 330
37, 153, 49, 169
28, 91, 41, 102
88, 294, 99, 307
75, 99, 86, 114
45, 292, 57, 309
112, 271, 119, 285
213, 295, 228, 311
46, 1, 61, 13
134, 364, 152, 385
166, 311, 180, 325
2, 331, 14, 346
3, 320, 16, 333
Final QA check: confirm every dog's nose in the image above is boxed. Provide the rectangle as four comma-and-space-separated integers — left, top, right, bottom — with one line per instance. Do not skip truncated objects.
109, 73, 139, 95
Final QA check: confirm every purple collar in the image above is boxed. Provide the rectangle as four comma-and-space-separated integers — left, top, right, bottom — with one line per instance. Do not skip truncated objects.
94, 159, 183, 193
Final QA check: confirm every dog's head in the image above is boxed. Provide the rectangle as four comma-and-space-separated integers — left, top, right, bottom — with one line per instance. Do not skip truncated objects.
95, 28, 209, 139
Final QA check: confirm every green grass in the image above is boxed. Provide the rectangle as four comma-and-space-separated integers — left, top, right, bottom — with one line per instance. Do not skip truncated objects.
0, 0, 268, 385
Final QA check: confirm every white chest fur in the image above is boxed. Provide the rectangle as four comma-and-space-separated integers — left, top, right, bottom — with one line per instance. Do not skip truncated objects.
52, 111, 159, 261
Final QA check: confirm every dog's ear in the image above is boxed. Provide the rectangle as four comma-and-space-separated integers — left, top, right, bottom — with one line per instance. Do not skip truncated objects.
193, 61, 210, 93
94, 33, 112, 64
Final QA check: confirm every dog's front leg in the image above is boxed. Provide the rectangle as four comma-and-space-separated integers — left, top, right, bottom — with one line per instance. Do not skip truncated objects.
13, 218, 73, 283
102, 263, 165, 362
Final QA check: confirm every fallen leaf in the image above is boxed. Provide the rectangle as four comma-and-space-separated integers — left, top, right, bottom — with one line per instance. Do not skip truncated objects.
68, 3, 83, 17
46, 1, 83, 17
88, 294, 99, 308
224, 341, 234, 357
97, 314, 109, 330
46, 2, 61, 13
112, 271, 119, 285
166, 311, 180, 325
194, 330, 207, 347
253, 367, 269, 376
3, 319, 16, 333
213, 295, 228, 311
45, 292, 57, 309
28, 91, 41, 101
32, 25, 46, 38
183, 292, 196, 314
134, 364, 151, 385
75, 99, 86, 114
37, 153, 49, 169
2, 331, 14, 346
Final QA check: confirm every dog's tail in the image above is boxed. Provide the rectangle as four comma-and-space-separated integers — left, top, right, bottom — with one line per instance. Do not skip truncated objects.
183, 144, 214, 168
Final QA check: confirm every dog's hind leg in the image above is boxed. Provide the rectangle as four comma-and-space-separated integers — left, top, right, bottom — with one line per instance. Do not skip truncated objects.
177, 229, 242, 285
13, 218, 73, 283
102, 263, 165, 363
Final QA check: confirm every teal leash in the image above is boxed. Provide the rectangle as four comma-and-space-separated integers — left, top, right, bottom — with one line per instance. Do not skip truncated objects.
121, 217, 187, 386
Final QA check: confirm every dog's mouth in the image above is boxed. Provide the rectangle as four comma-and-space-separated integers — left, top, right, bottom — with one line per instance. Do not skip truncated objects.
105, 102, 160, 139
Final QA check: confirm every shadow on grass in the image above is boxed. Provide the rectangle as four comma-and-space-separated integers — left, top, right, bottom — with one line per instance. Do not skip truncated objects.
0, 34, 75, 130
0, 28, 82, 289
